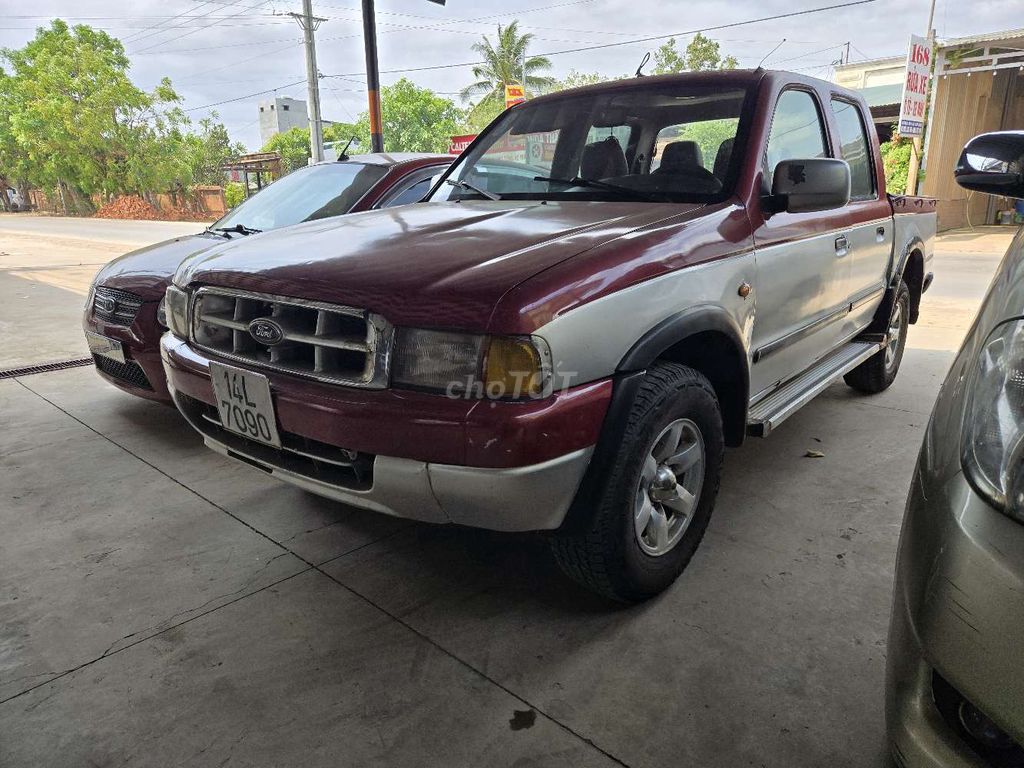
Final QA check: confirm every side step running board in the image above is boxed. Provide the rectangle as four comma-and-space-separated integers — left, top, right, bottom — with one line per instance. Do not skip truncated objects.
746, 339, 885, 437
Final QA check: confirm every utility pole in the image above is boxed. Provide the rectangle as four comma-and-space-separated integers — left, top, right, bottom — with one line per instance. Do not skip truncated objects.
904, 0, 937, 196
360, 0, 445, 153
361, 0, 383, 153
290, 1, 327, 163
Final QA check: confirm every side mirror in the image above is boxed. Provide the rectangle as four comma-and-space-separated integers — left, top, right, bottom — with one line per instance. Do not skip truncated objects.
954, 131, 1024, 199
768, 158, 851, 214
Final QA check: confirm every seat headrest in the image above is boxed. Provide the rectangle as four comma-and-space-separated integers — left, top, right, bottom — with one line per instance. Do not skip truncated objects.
658, 141, 703, 173
580, 136, 628, 180
713, 138, 735, 180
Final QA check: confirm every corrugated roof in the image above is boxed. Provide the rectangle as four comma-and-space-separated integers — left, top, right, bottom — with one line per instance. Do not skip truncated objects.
939, 27, 1024, 48
860, 83, 903, 107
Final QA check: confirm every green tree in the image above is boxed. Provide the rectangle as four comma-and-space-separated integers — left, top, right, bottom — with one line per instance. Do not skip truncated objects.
654, 33, 738, 74
0, 20, 190, 211
261, 122, 360, 172
356, 79, 464, 153
460, 22, 555, 122
183, 115, 246, 186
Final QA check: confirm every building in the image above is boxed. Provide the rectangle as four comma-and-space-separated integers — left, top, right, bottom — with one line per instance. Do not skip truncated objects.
920, 28, 1024, 229
833, 27, 1024, 229
258, 96, 309, 147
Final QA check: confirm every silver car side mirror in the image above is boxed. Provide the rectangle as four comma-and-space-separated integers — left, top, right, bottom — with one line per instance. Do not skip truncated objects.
955, 131, 1024, 200
769, 158, 851, 214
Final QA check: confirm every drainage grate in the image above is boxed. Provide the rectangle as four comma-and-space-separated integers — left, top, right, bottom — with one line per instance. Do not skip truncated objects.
0, 358, 94, 380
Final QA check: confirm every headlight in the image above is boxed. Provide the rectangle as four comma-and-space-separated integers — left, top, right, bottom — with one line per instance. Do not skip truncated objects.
391, 329, 551, 398
163, 286, 190, 339
962, 318, 1024, 520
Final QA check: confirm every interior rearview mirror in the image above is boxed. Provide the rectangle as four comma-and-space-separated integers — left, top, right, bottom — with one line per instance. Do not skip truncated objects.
955, 131, 1024, 199
769, 158, 851, 214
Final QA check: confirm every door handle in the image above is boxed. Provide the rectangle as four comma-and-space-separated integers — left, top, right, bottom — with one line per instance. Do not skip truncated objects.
835, 235, 850, 257
876, 226, 886, 243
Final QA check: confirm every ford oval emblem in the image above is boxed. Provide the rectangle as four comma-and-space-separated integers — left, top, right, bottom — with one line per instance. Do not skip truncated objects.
248, 318, 284, 346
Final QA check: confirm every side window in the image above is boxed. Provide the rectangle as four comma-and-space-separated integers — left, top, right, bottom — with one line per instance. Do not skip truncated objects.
830, 99, 876, 199
764, 90, 828, 187
382, 176, 433, 208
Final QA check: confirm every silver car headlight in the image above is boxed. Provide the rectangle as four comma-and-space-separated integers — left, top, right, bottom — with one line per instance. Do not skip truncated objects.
163, 286, 190, 339
390, 328, 551, 399
962, 318, 1024, 520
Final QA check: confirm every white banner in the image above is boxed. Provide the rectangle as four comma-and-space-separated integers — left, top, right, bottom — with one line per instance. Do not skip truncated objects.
898, 34, 932, 137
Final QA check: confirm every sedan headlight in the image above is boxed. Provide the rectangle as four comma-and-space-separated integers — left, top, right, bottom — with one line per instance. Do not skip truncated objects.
391, 329, 551, 398
163, 286, 190, 339
962, 318, 1024, 520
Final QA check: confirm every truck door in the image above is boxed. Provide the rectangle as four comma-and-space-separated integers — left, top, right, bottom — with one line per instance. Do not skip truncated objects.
750, 88, 851, 398
829, 97, 893, 333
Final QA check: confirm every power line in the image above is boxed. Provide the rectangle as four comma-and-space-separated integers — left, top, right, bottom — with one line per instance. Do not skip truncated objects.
323, 0, 879, 78
130, 0, 274, 55
183, 78, 308, 113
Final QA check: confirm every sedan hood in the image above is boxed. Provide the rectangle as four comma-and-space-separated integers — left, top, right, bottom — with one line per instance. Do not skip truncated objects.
176, 200, 702, 328
93, 231, 224, 300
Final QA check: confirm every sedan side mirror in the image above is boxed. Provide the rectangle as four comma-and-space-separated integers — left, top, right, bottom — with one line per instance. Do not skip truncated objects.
768, 158, 851, 214
955, 131, 1024, 199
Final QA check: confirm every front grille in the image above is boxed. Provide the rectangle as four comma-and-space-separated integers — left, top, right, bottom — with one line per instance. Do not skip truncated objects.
93, 355, 152, 390
175, 392, 373, 490
190, 287, 390, 388
93, 286, 144, 325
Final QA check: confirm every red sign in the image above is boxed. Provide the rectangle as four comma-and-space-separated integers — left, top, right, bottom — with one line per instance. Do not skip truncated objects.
448, 134, 477, 155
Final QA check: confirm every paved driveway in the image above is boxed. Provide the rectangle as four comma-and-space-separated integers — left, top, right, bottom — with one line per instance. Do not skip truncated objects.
0, 217, 1015, 766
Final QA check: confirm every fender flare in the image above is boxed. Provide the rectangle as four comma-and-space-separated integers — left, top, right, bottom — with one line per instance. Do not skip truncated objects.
870, 235, 926, 331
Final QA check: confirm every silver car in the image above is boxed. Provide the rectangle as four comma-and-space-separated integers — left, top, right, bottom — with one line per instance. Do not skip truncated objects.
887, 131, 1024, 767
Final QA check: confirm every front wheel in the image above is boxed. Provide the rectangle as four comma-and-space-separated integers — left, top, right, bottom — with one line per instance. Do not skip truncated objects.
844, 281, 910, 394
551, 362, 724, 602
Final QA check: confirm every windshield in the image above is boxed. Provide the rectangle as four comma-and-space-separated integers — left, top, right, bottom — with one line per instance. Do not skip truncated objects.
214, 162, 390, 232
430, 84, 749, 204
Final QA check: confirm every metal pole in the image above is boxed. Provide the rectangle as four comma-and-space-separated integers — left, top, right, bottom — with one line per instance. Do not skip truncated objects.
904, 0, 937, 196
362, 0, 384, 152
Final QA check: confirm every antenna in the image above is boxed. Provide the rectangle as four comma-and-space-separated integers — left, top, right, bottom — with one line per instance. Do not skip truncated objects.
635, 51, 651, 78
757, 39, 787, 68
338, 135, 357, 161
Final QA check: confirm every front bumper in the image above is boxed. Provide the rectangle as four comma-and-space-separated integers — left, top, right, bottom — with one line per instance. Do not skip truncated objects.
83, 302, 171, 403
886, 462, 1024, 767
160, 335, 606, 532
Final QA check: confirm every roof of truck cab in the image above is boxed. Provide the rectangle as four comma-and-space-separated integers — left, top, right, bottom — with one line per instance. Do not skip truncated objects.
521, 68, 861, 106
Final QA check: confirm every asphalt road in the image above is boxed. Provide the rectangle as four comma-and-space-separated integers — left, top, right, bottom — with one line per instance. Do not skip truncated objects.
0, 216, 1017, 767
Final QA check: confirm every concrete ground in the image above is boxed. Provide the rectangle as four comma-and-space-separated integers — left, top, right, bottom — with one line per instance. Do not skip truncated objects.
0, 215, 1016, 767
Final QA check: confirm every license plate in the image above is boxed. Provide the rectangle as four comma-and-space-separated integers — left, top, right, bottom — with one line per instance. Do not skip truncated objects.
85, 331, 126, 363
209, 362, 282, 448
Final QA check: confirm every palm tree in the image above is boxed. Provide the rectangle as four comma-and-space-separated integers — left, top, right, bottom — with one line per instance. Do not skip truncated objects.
460, 22, 555, 117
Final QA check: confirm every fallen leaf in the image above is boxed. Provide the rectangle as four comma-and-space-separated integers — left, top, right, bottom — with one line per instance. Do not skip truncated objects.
804, 450, 825, 458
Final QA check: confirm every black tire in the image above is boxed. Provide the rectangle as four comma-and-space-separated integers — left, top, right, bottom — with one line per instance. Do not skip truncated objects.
551, 362, 724, 602
844, 281, 910, 394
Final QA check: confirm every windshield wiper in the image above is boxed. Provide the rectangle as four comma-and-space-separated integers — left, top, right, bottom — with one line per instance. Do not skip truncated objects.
446, 179, 500, 201
212, 223, 262, 236
534, 175, 664, 202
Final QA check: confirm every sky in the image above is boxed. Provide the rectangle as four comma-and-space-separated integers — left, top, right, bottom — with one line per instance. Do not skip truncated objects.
1, 0, 1020, 151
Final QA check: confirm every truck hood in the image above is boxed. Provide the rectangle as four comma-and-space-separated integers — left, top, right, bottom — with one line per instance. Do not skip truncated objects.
176, 200, 702, 328
92, 231, 223, 301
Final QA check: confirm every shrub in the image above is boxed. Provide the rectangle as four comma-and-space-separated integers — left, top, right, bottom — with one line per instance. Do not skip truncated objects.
880, 135, 913, 195
224, 182, 245, 209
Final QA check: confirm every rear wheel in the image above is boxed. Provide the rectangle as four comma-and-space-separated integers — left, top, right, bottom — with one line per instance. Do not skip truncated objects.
844, 281, 910, 394
551, 362, 724, 602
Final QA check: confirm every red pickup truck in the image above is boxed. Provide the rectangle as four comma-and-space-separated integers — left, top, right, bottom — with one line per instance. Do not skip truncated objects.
160, 70, 935, 600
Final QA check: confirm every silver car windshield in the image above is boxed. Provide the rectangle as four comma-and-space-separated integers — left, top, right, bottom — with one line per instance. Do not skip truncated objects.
430, 84, 749, 204
215, 162, 389, 232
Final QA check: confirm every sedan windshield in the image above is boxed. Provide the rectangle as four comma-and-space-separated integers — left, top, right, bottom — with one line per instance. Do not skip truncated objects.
431, 83, 749, 204
214, 162, 390, 232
